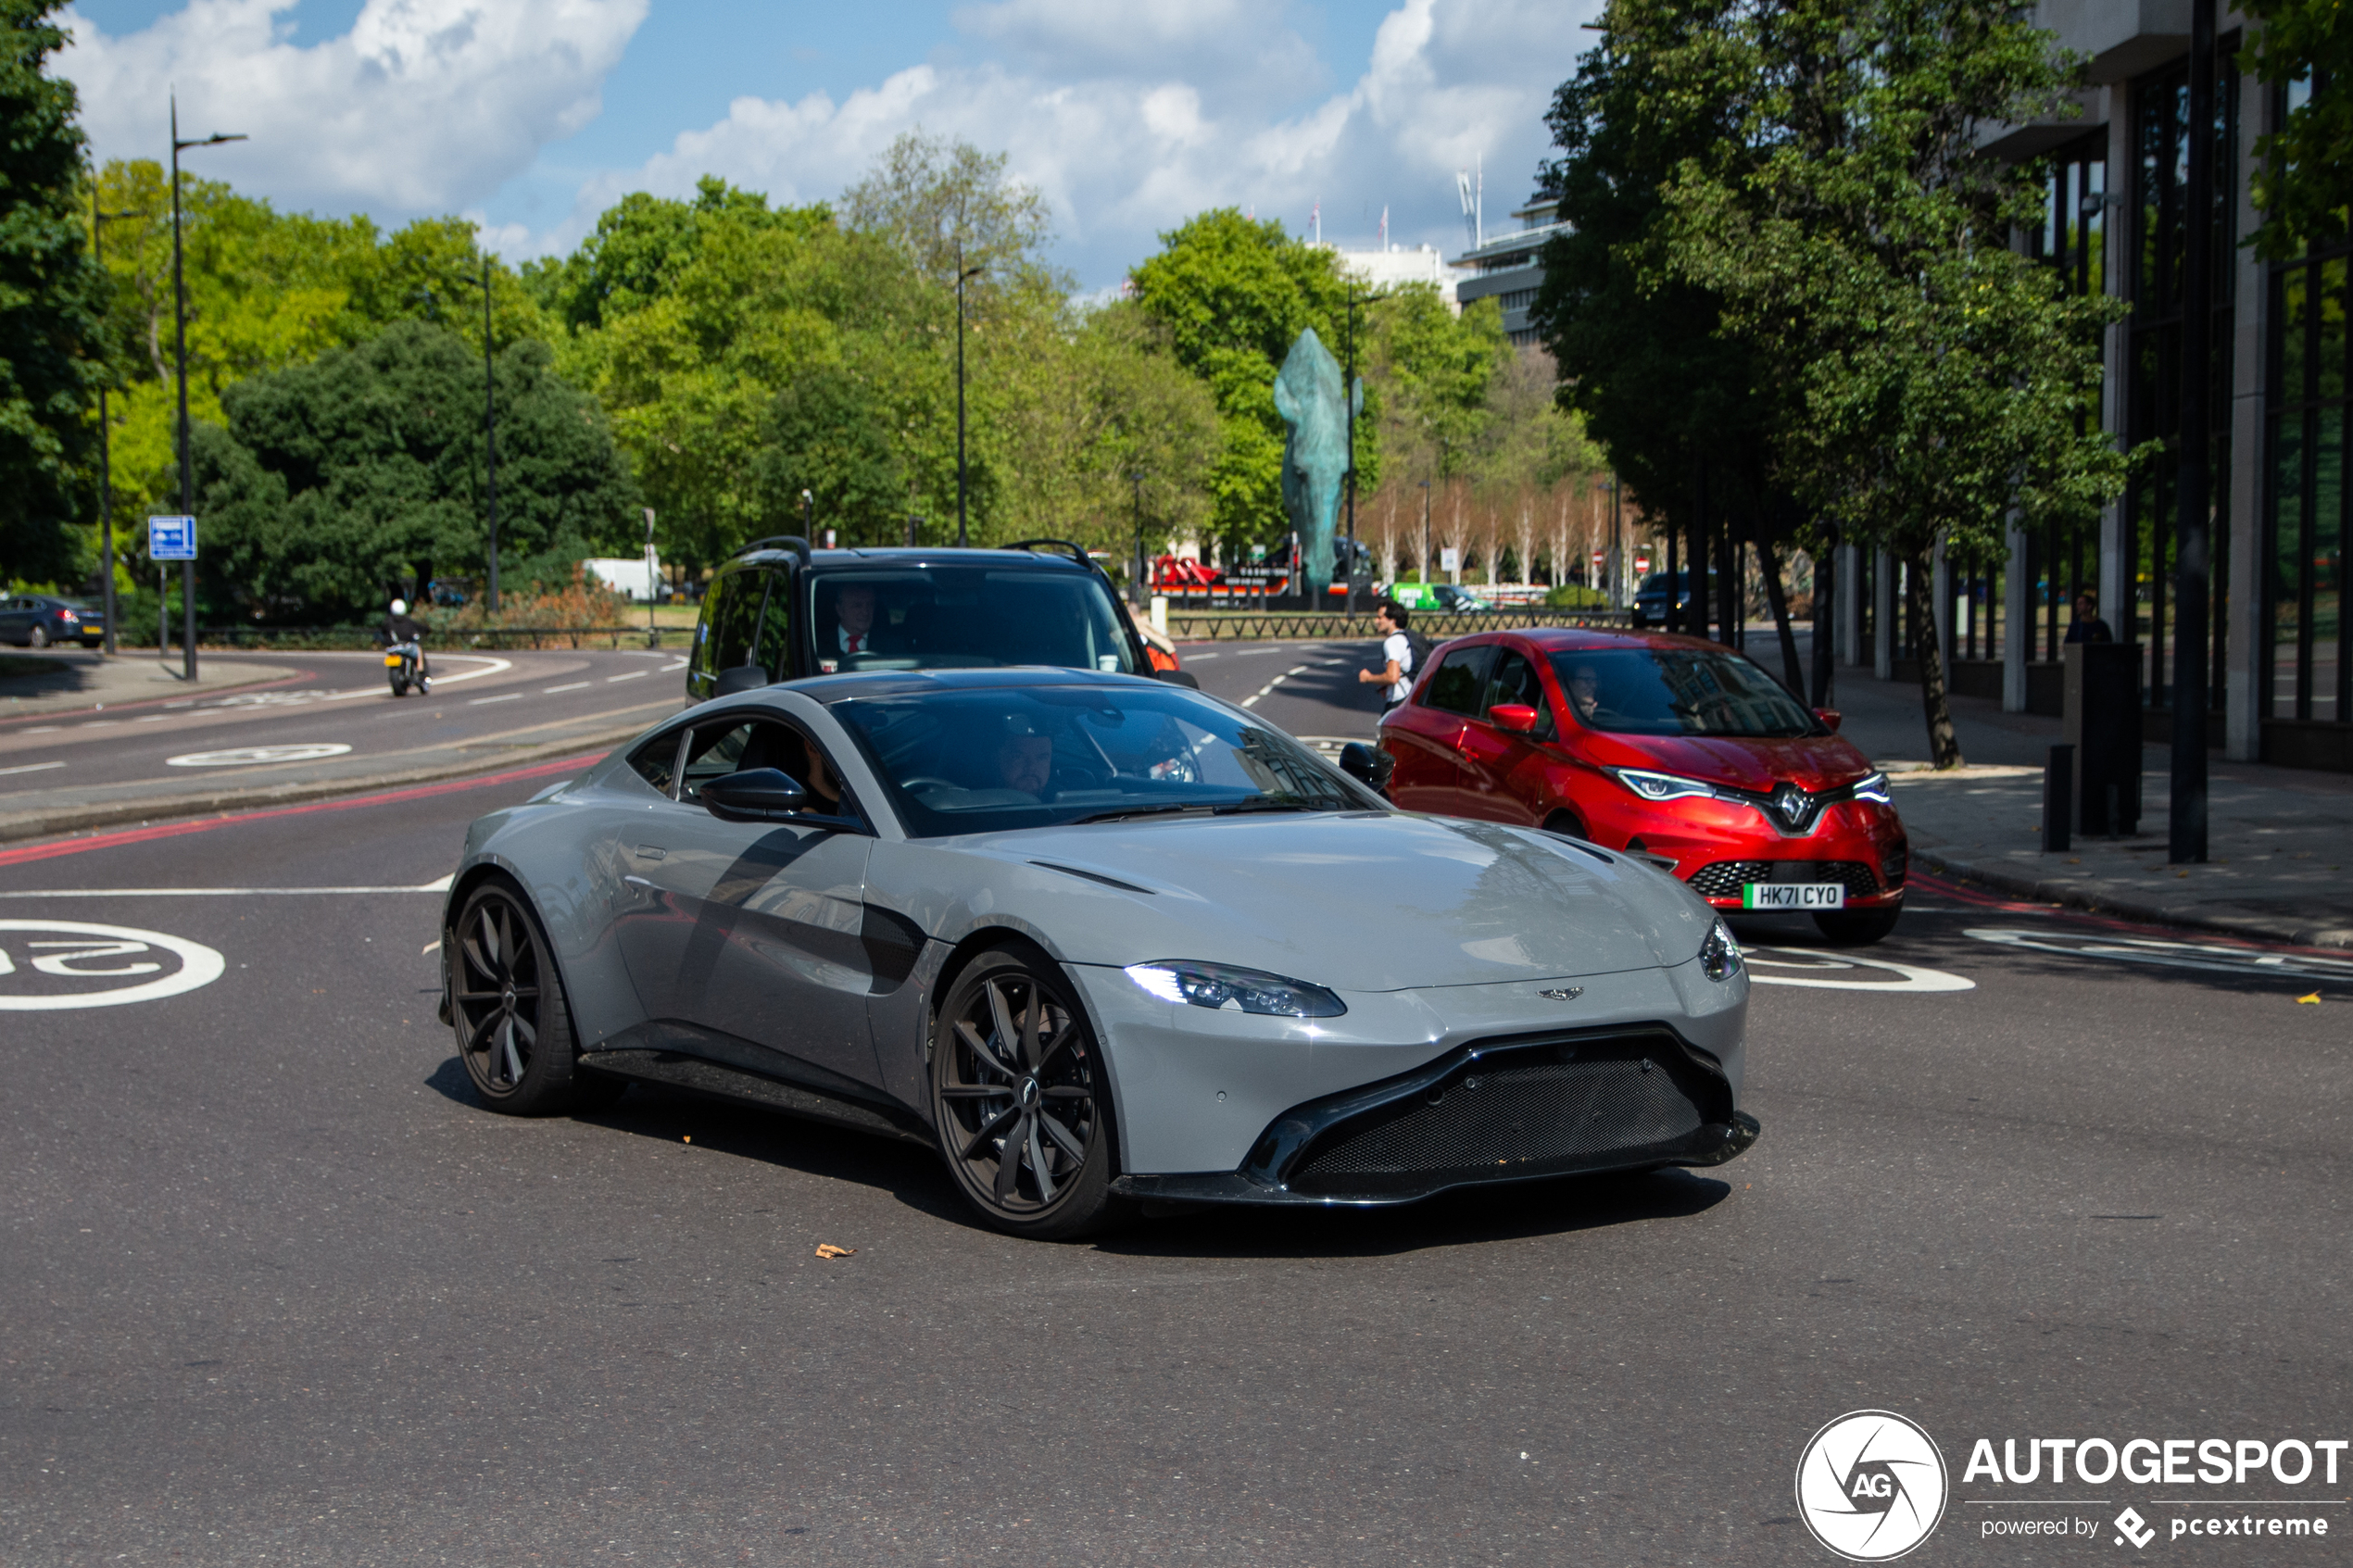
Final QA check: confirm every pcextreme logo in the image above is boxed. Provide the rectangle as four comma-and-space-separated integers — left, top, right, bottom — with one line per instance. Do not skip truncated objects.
1797, 1410, 1951, 1562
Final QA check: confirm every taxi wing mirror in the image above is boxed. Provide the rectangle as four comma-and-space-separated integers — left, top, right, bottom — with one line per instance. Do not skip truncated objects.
1488, 703, 1540, 734
1812, 708, 1843, 733
701, 768, 808, 822
714, 666, 771, 697
1338, 742, 1395, 793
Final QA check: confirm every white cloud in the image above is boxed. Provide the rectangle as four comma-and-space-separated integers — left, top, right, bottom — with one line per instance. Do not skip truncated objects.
60, 0, 647, 216
543, 0, 1599, 282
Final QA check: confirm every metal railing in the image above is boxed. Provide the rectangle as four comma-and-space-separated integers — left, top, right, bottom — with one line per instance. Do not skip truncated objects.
1167, 608, 1631, 642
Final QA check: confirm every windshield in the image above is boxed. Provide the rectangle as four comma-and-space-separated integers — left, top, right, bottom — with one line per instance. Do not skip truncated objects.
806, 564, 1139, 677
1549, 647, 1816, 738
835, 684, 1378, 837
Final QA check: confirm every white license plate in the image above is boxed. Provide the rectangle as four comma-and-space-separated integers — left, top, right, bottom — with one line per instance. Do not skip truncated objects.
1742, 883, 1845, 909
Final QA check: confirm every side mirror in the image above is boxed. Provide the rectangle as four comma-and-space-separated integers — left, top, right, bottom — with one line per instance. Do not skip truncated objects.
1152, 668, 1201, 688
1813, 708, 1843, 733
700, 768, 809, 822
1488, 703, 1539, 734
714, 665, 771, 697
1338, 741, 1395, 793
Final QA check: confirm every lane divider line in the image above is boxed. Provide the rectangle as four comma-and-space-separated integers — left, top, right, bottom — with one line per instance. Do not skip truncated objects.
542, 682, 591, 694
608, 671, 649, 682
470, 693, 522, 705
0, 760, 65, 776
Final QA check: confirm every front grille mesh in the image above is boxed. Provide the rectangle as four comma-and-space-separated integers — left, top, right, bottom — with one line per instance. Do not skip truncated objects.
1288, 1050, 1705, 1197
1686, 859, 1881, 900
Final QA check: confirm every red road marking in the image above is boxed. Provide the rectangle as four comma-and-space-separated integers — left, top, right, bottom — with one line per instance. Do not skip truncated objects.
0, 751, 605, 868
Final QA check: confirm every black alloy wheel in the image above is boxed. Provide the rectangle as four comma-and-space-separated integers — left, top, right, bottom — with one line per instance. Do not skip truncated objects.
448, 880, 625, 1115
931, 949, 1120, 1239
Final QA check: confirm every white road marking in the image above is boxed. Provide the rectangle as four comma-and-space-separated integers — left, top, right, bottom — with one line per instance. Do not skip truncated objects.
607, 670, 650, 682
0, 760, 65, 776
470, 692, 522, 705
1964, 926, 2353, 985
416, 873, 454, 892
166, 743, 353, 768
80, 720, 119, 728
133, 714, 171, 721
1239, 662, 1315, 710
543, 682, 591, 694
22, 725, 60, 733
6, 885, 455, 897
0, 920, 225, 1010
1187, 652, 1219, 660
1743, 947, 1976, 993
422, 938, 441, 955
661, 658, 687, 671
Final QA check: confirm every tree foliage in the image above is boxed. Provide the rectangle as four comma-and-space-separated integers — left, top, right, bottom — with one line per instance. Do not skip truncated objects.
0, 0, 106, 583
192, 320, 637, 618
2241, 0, 2353, 260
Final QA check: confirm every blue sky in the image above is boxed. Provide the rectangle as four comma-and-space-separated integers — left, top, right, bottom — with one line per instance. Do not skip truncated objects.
59, 0, 1599, 288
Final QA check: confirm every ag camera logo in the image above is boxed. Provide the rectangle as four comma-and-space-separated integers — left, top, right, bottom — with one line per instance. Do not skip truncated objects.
1796, 1410, 1949, 1562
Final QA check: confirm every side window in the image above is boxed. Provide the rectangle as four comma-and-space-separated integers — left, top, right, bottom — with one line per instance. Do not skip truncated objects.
627, 730, 685, 797
677, 716, 858, 821
1422, 645, 1496, 715
750, 572, 793, 680
694, 568, 776, 690
1484, 651, 1556, 739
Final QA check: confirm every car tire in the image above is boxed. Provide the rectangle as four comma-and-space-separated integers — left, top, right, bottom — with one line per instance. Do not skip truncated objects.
447, 877, 626, 1115
930, 947, 1124, 1241
28, 625, 47, 648
1813, 906, 1901, 946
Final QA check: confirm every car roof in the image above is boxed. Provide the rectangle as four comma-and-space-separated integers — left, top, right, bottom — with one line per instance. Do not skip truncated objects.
727, 546, 1101, 575
1470, 625, 1748, 655
796, 666, 1169, 704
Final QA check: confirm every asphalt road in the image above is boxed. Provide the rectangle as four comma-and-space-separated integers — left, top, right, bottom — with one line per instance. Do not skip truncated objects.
0, 648, 689, 834
2, 644, 2348, 1565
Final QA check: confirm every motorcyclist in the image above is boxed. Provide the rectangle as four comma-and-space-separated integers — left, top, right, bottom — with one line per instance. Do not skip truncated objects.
381, 598, 432, 692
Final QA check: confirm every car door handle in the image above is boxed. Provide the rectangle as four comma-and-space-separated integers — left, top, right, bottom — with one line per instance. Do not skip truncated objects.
635, 845, 666, 859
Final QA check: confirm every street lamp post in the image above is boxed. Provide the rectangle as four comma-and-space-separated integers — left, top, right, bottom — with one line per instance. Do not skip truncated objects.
91, 193, 144, 657
170, 97, 245, 682
1418, 479, 1431, 594
1129, 471, 1146, 607
955, 244, 983, 548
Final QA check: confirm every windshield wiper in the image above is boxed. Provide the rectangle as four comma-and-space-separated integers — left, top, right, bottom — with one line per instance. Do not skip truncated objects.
1211, 797, 1323, 815
1071, 804, 1210, 825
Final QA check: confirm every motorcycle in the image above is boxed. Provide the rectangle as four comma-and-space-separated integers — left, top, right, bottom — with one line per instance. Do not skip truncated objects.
384, 639, 431, 696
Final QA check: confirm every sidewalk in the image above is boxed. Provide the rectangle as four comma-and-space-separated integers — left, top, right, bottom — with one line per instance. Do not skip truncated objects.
0, 649, 301, 718
1829, 665, 2353, 947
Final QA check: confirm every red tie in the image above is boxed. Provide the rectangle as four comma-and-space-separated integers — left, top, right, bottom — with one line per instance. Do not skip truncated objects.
849, 634, 863, 653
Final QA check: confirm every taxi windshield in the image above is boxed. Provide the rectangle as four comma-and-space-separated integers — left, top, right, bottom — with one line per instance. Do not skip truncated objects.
1549, 647, 1817, 738
806, 564, 1139, 677
834, 684, 1376, 837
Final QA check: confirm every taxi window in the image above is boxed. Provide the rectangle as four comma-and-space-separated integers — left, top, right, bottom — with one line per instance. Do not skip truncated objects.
1483, 651, 1555, 738
1422, 645, 1495, 715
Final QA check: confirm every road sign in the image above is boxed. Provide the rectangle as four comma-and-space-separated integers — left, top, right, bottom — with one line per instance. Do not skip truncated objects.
148, 515, 196, 560
1439, 547, 1460, 573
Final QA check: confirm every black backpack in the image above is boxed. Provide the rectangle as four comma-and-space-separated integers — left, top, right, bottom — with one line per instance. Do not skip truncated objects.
1400, 629, 1434, 681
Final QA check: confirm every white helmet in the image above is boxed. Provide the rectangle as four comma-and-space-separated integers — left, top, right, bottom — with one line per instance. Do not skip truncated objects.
390, 598, 408, 616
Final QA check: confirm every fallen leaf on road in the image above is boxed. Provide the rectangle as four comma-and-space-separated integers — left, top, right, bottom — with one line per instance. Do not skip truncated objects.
814, 1244, 856, 1260
2296, 993, 2321, 1005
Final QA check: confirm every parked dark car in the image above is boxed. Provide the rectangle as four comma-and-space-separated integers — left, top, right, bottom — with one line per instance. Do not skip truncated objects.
0, 594, 104, 648
686, 537, 1191, 702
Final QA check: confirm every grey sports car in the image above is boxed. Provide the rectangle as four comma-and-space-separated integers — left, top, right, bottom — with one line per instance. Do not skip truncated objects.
438, 668, 1756, 1238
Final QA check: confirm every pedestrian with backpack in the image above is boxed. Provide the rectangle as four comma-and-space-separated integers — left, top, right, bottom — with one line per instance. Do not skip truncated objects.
1356, 598, 1429, 721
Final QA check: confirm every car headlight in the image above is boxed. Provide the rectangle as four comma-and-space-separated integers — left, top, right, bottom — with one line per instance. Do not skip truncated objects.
1125, 960, 1346, 1018
1699, 919, 1743, 983
1610, 768, 1720, 803
1850, 770, 1893, 805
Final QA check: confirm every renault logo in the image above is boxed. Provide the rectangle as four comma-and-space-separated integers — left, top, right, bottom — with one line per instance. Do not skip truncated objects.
1772, 784, 1813, 827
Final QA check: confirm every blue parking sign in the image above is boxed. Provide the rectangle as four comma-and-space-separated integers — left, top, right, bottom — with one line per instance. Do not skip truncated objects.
148, 515, 196, 560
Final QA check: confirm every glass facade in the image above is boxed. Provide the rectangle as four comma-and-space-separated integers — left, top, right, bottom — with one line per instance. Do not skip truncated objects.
2027, 133, 2109, 662
2127, 55, 2238, 712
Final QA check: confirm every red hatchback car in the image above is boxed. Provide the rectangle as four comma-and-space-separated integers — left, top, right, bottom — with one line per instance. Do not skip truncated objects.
1379, 628, 1908, 944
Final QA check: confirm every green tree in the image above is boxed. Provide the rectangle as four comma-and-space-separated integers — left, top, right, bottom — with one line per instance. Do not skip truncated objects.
842, 129, 1055, 287
0, 0, 107, 583
522, 177, 829, 332
193, 320, 637, 617
1565, 0, 2133, 766
2242, 1, 2353, 260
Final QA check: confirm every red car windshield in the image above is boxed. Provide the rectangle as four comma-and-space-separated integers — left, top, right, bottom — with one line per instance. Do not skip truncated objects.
1548, 648, 1816, 738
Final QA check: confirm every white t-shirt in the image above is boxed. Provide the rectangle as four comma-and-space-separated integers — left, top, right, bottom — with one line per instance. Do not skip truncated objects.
1381, 632, 1414, 705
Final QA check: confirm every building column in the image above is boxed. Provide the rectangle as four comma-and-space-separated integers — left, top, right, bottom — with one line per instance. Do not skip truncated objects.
2003, 514, 2031, 711
2225, 60, 2270, 762
1931, 538, 1953, 660
1873, 549, 1895, 682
